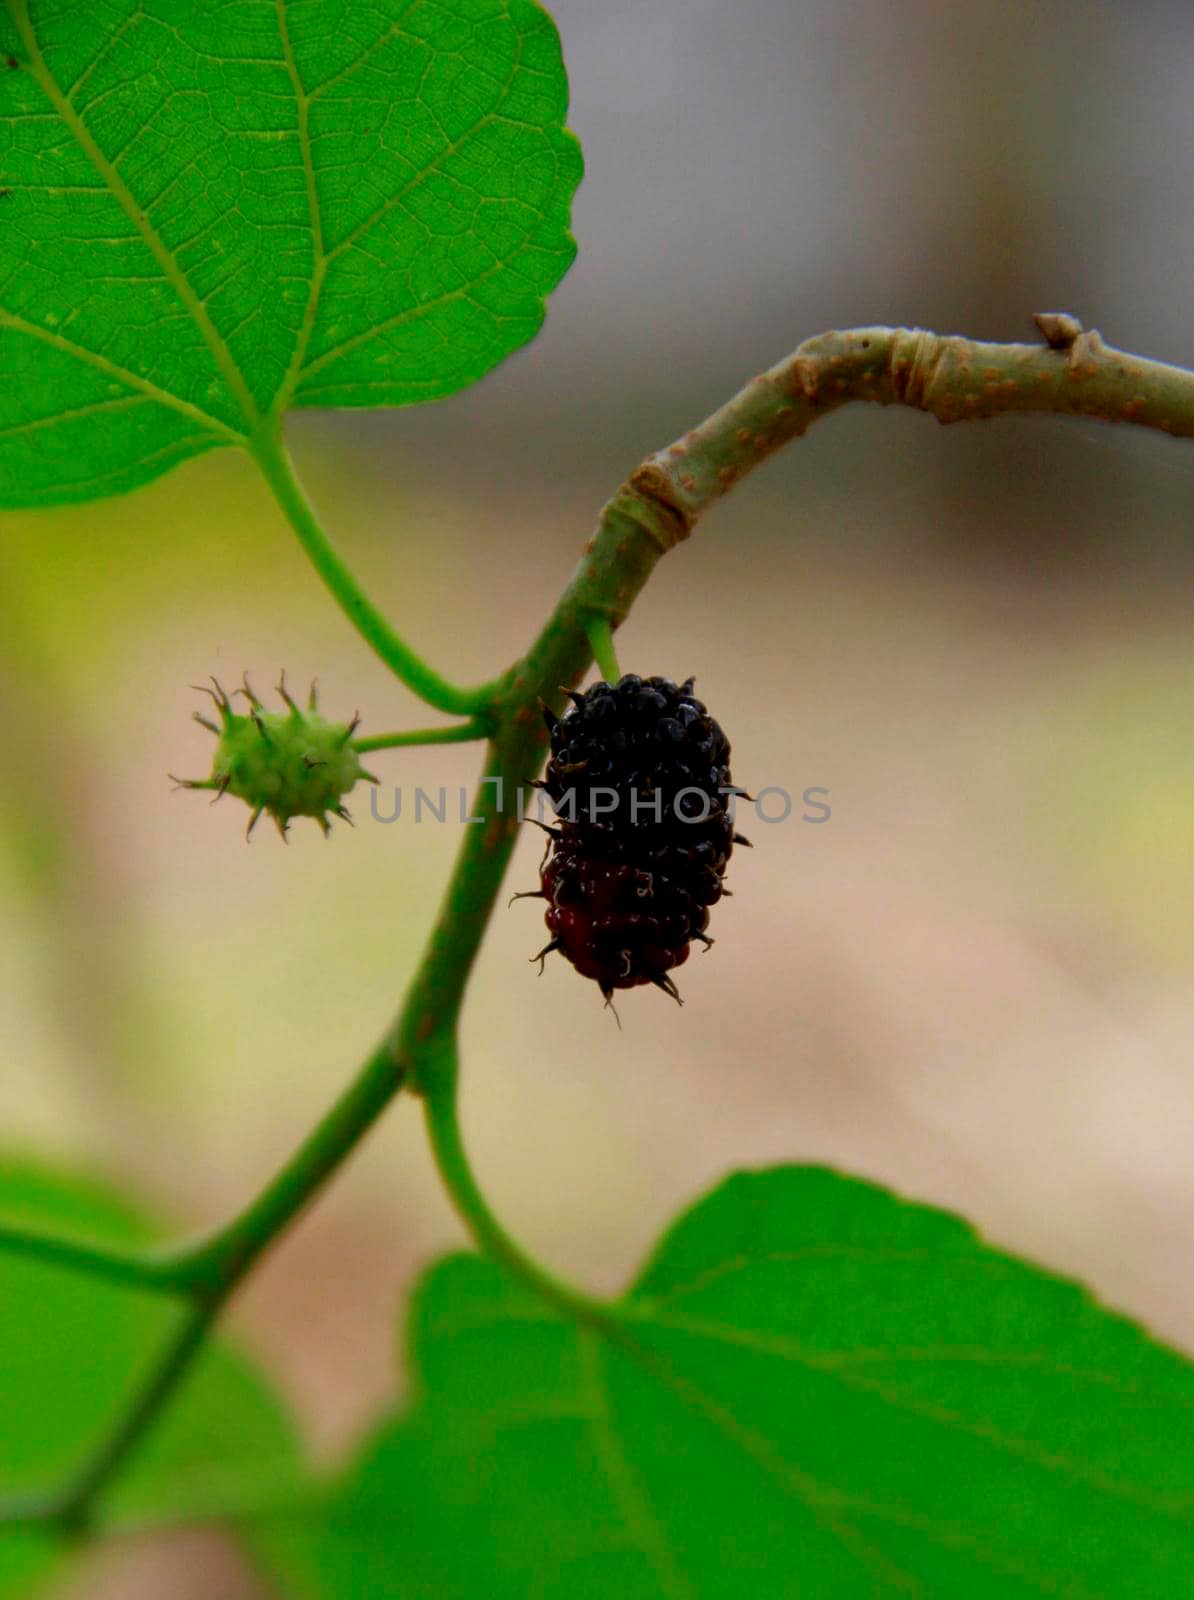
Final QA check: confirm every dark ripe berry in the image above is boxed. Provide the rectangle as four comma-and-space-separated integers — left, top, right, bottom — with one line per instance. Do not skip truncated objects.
530, 676, 746, 1005
543, 674, 732, 840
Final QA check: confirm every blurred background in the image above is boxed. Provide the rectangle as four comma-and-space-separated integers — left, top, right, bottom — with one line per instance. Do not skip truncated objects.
5, 0, 1194, 1591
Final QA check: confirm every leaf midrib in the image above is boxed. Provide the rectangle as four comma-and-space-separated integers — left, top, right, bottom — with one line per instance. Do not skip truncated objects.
11, 0, 261, 436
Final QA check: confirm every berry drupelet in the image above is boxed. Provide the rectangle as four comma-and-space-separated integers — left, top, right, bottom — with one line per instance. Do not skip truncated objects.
527, 675, 749, 1005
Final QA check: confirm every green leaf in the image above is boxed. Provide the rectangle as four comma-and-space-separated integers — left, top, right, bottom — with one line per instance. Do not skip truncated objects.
0, 1531, 57, 1600
0, 1155, 305, 1597
0, 0, 581, 506
272, 1166, 1194, 1598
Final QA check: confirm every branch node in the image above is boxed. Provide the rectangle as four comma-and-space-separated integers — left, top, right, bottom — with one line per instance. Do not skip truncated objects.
625, 462, 694, 548
890, 328, 950, 410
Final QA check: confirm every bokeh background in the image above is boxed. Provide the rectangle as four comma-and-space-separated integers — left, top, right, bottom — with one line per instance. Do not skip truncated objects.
5, 0, 1194, 1592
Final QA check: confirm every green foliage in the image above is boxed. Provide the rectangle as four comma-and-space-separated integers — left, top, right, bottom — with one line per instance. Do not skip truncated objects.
4, 5, 1194, 1598
267, 1167, 1194, 1598
0, 1530, 56, 1600
0, 1157, 304, 1595
0, 0, 581, 506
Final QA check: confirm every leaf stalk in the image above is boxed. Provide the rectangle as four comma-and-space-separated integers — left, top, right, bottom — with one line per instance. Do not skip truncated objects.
9, 313, 1194, 1534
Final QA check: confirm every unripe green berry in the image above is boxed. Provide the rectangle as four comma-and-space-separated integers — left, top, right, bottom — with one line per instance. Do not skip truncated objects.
173, 673, 378, 839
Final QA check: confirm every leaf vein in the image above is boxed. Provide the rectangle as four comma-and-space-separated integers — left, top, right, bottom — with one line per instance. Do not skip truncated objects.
270, 0, 324, 416
10, 0, 260, 430
0, 307, 246, 444
577, 1328, 697, 1600
610, 1324, 925, 1594
320, 26, 525, 268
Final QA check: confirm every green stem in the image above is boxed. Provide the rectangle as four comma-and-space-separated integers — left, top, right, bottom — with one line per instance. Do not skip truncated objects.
251, 426, 496, 717
422, 1067, 613, 1327
585, 615, 621, 683
0, 1303, 222, 1535
14, 314, 1194, 1538
0, 1223, 174, 1295
170, 1037, 408, 1295
53, 1303, 220, 1534
0, 1038, 413, 1529
0, 1038, 410, 1303
0, 355, 749, 1533
353, 720, 487, 754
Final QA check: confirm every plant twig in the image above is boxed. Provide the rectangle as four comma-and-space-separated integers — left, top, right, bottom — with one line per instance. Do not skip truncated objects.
9, 313, 1194, 1536
0, 1036, 410, 1303
0, 1223, 177, 1294
54, 1303, 221, 1535
0, 1302, 219, 1536
637, 314, 1194, 528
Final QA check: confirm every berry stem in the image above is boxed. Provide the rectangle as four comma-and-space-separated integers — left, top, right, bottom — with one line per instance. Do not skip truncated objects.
584, 615, 621, 684
250, 425, 500, 717
15, 313, 1192, 1535
353, 720, 487, 753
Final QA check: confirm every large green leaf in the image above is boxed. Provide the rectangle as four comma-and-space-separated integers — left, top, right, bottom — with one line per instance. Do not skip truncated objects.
0, 0, 581, 506
273, 1166, 1194, 1597
0, 1156, 305, 1598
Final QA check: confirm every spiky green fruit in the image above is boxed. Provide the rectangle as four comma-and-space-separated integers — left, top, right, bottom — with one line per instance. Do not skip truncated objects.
173, 674, 378, 839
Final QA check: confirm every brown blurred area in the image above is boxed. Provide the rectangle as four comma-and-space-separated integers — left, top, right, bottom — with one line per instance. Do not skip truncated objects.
5, 1, 1194, 1592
